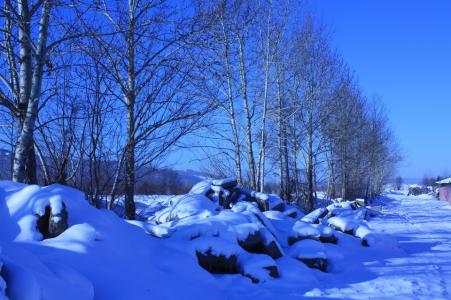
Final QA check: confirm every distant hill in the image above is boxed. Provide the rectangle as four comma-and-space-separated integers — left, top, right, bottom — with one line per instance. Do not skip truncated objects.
135, 168, 208, 195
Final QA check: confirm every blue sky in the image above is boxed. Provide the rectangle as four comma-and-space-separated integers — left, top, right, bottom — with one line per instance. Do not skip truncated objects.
305, 0, 451, 179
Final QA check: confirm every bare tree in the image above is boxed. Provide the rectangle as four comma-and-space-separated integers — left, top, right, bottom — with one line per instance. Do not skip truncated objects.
80, 0, 212, 219
0, 0, 53, 183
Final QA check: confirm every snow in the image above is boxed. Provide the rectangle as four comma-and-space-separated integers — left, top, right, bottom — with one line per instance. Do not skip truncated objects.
314, 224, 335, 238
0, 249, 5, 300
189, 180, 212, 195
238, 253, 277, 283
192, 236, 242, 258
267, 195, 284, 210
288, 239, 326, 260
292, 221, 320, 240
310, 191, 451, 299
2, 181, 451, 299
437, 177, 451, 184
152, 193, 219, 223
0, 181, 225, 300
302, 207, 328, 223
239, 189, 269, 202
212, 178, 238, 188
327, 216, 361, 233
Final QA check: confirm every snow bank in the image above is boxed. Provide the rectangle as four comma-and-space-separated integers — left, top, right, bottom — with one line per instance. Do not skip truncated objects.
0, 180, 397, 299
0, 181, 224, 300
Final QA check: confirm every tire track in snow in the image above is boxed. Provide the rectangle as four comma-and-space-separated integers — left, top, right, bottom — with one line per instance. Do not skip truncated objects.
378, 194, 451, 299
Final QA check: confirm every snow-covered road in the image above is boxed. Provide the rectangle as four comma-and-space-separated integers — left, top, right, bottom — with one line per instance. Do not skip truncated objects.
308, 192, 451, 299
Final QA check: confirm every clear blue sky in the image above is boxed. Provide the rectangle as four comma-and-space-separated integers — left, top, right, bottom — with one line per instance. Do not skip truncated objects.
305, 0, 451, 179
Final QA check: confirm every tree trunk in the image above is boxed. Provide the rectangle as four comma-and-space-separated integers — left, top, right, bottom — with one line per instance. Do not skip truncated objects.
257, 1, 272, 192
326, 151, 335, 200
123, 1, 136, 220
237, 36, 256, 189
291, 115, 299, 203
221, 20, 243, 184
277, 87, 284, 199
13, 0, 52, 184
276, 71, 290, 201
341, 159, 347, 200
124, 127, 136, 219
306, 109, 314, 212
282, 125, 291, 202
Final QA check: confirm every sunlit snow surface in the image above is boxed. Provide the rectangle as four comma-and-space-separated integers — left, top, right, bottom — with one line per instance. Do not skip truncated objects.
305, 192, 451, 299
0, 182, 451, 299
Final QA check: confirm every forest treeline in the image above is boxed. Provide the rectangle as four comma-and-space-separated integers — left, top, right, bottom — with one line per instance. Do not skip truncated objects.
0, 0, 400, 218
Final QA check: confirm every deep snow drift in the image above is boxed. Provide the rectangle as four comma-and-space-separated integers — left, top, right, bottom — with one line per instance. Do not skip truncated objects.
0, 182, 225, 300
1, 181, 448, 299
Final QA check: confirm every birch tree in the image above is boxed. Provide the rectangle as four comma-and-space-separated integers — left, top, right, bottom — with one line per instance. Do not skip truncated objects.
0, 0, 53, 183
82, 0, 212, 219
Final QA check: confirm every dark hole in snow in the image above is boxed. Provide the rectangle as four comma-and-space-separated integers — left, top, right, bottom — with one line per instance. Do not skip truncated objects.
312, 209, 329, 223
264, 266, 279, 278
285, 210, 297, 218
196, 250, 240, 274
298, 258, 327, 272
36, 203, 68, 239
238, 231, 282, 259
0, 261, 5, 295
319, 235, 338, 244
225, 190, 241, 208
329, 224, 354, 236
190, 234, 201, 240
255, 200, 269, 212
243, 265, 279, 283
265, 241, 283, 259
326, 212, 336, 219
36, 206, 51, 237
271, 202, 285, 212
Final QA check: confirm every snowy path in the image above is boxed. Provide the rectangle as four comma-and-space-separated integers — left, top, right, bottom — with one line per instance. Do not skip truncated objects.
307, 192, 451, 299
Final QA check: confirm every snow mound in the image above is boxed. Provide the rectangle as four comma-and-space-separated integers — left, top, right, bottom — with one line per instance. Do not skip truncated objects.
328, 216, 360, 233
289, 239, 326, 260
152, 194, 219, 224
302, 207, 328, 224
0, 181, 224, 300
288, 240, 327, 271
189, 180, 212, 195
144, 179, 393, 284
0, 180, 396, 299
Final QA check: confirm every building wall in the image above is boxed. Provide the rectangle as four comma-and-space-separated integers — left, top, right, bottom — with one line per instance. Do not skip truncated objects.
439, 187, 451, 203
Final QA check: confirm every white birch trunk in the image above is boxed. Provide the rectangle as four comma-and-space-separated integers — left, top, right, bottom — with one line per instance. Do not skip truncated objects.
13, 0, 52, 183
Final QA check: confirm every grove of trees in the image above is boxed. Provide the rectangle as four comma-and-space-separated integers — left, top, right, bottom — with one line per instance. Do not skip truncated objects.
0, 0, 401, 217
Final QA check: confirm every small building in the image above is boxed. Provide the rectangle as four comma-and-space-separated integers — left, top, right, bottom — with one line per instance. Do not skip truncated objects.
437, 177, 451, 203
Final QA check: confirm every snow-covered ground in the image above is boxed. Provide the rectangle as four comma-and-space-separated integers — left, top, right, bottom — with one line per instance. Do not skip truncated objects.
1, 182, 451, 299
307, 191, 451, 299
